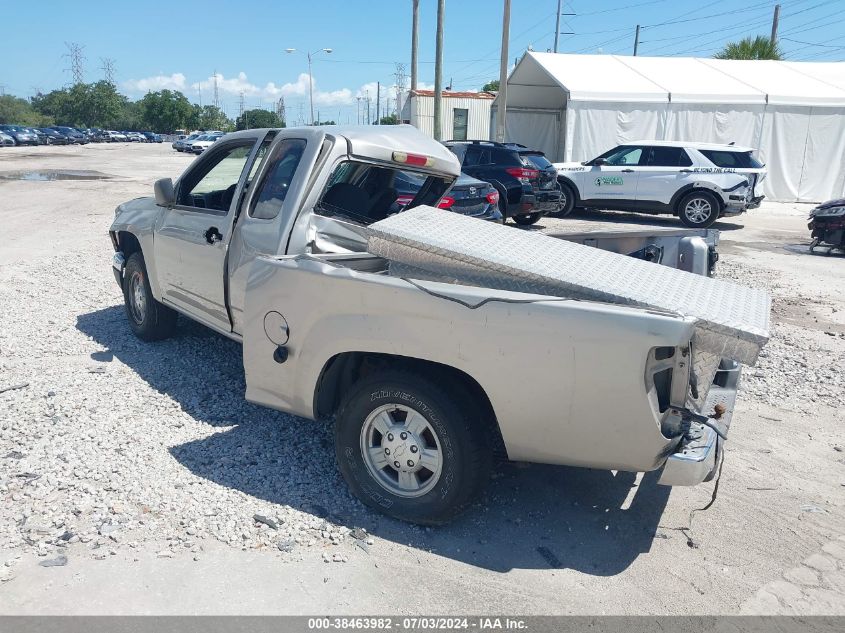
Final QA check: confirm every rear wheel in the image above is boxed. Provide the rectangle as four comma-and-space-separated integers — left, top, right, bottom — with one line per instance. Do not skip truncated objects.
335, 370, 493, 525
678, 190, 720, 228
122, 252, 177, 341
513, 212, 543, 226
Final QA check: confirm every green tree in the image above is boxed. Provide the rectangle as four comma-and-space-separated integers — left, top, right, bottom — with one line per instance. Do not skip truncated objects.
0, 95, 53, 126
137, 89, 195, 133
313, 119, 336, 126
715, 36, 782, 60
31, 82, 128, 128
197, 105, 233, 131
482, 79, 500, 92
236, 108, 283, 130
378, 114, 399, 125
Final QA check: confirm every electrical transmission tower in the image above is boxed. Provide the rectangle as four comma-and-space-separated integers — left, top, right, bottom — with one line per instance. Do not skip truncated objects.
213, 70, 220, 109
64, 42, 86, 85
276, 96, 286, 123
238, 91, 245, 117
100, 57, 116, 85
393, 62, 408, 118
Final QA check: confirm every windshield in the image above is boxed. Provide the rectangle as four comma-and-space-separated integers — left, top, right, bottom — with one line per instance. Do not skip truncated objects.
315, 161, 454, 226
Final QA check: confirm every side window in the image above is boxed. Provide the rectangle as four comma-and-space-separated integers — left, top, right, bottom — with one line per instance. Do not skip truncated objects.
493, 148, 520, 165
249, 139, 307, 220
605, 146, 643, 166
462, 146, 481, 166
178, 142, 254, 212
648, 146, 693, 167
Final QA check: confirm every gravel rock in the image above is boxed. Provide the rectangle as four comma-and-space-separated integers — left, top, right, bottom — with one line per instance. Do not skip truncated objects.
39, 555, 68, 567
0, 252, 363, 558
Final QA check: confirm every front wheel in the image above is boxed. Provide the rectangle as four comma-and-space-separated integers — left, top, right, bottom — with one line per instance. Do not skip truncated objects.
513, 212, 543, 226
678, 191, 720, 228
122, 252, 177, 341
335, 370, 493, 525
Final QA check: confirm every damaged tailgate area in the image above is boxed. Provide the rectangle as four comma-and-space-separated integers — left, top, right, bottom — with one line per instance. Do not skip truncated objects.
366, 206, 772, 482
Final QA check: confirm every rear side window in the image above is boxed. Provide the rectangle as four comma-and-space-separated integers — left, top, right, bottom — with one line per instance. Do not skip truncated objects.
492, 147, 522, 166
699, 150, 762, 169
647, 146, 693, 167
521, 152, 553, 170
249, 139, 307, 220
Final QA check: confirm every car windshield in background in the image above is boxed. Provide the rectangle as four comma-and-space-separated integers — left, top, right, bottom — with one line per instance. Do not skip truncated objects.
699, 150, 763, 169
316, 161, 452, 225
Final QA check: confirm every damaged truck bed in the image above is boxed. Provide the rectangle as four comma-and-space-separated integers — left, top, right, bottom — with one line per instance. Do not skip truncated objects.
243, 207, 770, 503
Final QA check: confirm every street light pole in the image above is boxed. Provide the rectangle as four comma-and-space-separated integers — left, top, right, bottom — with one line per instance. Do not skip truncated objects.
285, 47, 332, 126
307, 52, 315, 125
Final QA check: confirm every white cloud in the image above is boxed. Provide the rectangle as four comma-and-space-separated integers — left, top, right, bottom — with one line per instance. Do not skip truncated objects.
122, 73, 186, 93
185, 71, 354, 106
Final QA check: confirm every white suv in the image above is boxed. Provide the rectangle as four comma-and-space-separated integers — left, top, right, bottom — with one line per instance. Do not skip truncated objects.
553, 141, 767, 227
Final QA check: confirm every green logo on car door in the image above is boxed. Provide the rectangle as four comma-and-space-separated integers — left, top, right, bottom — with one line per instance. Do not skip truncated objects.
594, 176, 623, 186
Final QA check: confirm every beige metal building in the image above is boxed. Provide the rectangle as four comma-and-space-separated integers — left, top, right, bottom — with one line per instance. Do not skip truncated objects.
401, 90, 494, 141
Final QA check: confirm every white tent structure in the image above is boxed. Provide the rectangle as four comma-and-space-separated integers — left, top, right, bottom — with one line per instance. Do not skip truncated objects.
492, 52, 845, 202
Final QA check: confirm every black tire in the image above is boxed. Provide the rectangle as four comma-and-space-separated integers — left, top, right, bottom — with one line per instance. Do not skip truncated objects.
335, 369, 493, 525
557, 181, 576, 217
495, 187, 508, 223
122, 252, 177, 341
678, 190, 720, 228
513, 212, 543, 226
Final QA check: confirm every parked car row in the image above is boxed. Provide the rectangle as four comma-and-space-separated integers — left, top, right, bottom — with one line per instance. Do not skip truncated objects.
0, 124, 164, 146
172, 131, 225, 154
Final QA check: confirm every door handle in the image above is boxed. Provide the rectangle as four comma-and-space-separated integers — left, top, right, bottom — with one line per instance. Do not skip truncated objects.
621, 169, 635, 173
680, 169, 693, 173
204, 227, 223, 244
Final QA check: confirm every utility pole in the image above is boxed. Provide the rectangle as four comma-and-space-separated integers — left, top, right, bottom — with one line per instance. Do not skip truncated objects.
495, 0, 510, 143
633, 24, 640, 56
356, 97, 362, 124
554, 0, 562, 53
770, 4, 781, 45
376, 82, 381, 125
410, 0, 420, 90
433, 0, 445, 140
198, 85, 202, 107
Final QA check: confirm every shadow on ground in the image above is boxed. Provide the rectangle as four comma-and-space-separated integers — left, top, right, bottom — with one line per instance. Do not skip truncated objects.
77, 305, 671, 575
537, 208, 745, 232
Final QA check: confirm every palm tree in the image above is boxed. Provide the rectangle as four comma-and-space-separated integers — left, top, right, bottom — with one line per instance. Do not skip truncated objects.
715, 36, 783, 60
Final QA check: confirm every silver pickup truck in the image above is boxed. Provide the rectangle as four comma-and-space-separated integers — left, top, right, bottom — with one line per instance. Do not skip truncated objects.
109, 125, 769, 524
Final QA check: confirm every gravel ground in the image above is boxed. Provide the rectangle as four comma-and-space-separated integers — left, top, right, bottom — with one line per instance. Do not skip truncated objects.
0, 144, 843, 614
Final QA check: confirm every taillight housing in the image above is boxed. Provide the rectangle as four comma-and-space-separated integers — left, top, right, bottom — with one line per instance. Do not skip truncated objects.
395, 194, 414, 207
437, 196, 455, 209
505, 167, 539, 181
485, 191, 499, 205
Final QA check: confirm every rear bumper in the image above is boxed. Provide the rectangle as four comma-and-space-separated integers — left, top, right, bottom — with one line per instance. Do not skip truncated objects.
533, 189, 563, 212
658, 365, 739, 486
747, 195, 764, 209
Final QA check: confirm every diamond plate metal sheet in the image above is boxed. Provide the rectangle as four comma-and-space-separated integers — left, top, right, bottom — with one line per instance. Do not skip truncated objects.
367, 206, 771, 365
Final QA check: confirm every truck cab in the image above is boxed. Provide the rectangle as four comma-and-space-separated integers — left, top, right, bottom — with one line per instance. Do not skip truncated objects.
112, 126, 460, 339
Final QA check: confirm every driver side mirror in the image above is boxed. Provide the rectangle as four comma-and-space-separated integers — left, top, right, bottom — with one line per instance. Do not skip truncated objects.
592, 157, 607, 166
154, 178, 175, 207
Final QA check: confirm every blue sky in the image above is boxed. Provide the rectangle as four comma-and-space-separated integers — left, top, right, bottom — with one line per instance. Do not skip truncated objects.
2, 0, 843, 123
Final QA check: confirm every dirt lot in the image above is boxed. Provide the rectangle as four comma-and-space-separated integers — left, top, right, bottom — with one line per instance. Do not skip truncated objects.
0, 142, 843, 615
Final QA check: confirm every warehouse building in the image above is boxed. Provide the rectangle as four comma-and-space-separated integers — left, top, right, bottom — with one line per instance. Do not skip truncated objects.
492, 52, 845, 202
